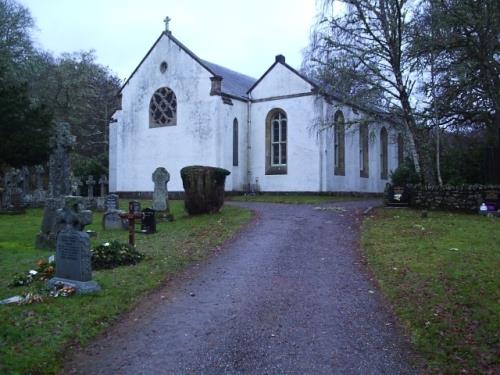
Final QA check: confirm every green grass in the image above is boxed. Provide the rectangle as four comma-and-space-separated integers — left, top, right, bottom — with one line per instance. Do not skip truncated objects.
0, 200, 251, 374
229, 194, 368, 205
362, 208, 500, 374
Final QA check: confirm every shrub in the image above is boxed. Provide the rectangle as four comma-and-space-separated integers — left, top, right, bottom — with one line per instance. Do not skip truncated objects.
390, 159, 420, 186
91, 241, 144, 270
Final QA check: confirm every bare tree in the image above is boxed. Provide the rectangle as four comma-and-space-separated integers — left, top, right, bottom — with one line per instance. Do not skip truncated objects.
305, 0, 435, 183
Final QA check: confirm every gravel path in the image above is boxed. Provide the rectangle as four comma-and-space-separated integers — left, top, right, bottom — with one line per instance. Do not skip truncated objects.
66, 200, 419, 374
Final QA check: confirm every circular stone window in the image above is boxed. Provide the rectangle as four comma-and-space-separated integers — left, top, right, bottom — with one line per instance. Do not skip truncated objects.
160, 61, 168, 73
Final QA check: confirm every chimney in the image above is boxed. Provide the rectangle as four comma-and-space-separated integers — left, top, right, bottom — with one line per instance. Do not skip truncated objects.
275, 54, 286, 64
210, 75, 223, 96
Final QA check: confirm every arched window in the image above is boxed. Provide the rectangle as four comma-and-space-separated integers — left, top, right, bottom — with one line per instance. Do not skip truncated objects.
360, 124, 369, 178
149, 87, 177, 128
233, 118, 238, 166
397, 133, 404, 167
380, 127, 388, 179
265, 109, 287, 175
334, 110, 345, 176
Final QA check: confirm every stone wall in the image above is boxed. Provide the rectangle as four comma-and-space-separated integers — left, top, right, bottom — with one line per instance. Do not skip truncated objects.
410, 185, 500, 212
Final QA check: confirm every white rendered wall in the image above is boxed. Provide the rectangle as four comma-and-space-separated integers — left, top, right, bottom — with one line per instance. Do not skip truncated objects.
110, 34, 246, 192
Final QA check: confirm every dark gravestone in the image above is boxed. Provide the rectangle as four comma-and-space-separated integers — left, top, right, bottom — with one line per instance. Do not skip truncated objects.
47, 196, 100, 294
483, 190, 499, 211
180, 165, 230, 215
141, 208, 156, 234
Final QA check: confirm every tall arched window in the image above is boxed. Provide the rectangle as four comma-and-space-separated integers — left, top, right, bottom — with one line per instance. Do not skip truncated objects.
360, 124, 369, 178
334, 110, 345, 176
233, 118, 238, 166
149, 87, 177, 128
397, 133, 404, 167
265, 109, 287, 175
380, 127, 388, 179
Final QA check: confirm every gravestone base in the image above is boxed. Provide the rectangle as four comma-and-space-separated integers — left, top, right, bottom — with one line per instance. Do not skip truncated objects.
48, 277, 101, 294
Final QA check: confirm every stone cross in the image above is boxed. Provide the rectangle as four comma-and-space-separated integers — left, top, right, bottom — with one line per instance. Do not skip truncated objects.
47, 196, 100, 294
48, 122, 75, 198
98, 175, 108, 198
164, 16, 171, 32
120, 201, 143, 246
73, 177, 83, 196
21, 166, 30, 194
86, 176, 96, 199
152, 167, 170, 212
35, 165, 45, 190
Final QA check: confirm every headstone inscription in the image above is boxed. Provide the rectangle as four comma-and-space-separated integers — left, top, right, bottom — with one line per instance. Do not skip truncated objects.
36, 123, 75, 249
152, 167, 170, 213
119, 202, 143, 246
47, 196, 100, 294
141, 208, 156, 234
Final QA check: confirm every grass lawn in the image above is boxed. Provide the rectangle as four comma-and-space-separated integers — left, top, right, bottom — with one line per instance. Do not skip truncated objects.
362, 208, 500, 374
229, 194, 369, 205
0, 200, 251, 374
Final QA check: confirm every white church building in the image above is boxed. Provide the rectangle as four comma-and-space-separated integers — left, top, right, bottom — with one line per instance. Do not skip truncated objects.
109, 27, 404, 195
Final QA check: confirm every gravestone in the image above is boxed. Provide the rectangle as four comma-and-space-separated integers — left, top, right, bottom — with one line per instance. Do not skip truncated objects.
141, 208, 156, 234
86, 176, 96, 199
130, 200, 141, 214
0, 168, 25, 214
47, 196, 100, 294
105, 194, 120, 211
32, 165, 46, 207
36, 123, 75, 249
102, 194, 126, 230
72, 177, 83, 196
102, 210, 128, 230
385, 183, 411, 207
98, 175, 108, 197
20, 166, 32, 206
152, 167, 170, 213
96, 175, 108, 211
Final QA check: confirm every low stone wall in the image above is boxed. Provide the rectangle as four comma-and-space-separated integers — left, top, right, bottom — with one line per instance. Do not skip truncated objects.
410, 185, 500, 212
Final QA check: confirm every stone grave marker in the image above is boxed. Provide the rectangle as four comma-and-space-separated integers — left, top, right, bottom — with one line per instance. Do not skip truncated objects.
36, 122, 75, 249
105, 194, 120, 211
86, 175, 96, 199
141, 208, 156, 234
130, 200, 141, 214
47, 196, 100, 294
102, 194, 126, 230
1, 168, 25, 214
33, 165, 46, 207
152, 167, 170, 213
480, 190, 500, 216
98, 175, 108, 197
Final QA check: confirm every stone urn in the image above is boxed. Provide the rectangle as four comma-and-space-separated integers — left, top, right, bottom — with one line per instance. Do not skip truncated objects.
180, 166, 230, 215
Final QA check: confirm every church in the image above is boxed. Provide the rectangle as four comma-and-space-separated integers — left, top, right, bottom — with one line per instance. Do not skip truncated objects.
109, 24, 404, 195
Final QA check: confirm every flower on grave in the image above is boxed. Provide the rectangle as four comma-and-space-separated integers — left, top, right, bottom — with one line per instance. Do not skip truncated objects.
104, 242, 110, 247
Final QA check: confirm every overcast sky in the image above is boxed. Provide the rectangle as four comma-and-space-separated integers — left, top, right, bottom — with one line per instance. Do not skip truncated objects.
19, 0, 320, 81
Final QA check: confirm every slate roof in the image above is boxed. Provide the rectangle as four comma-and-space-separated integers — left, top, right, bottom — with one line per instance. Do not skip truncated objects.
201, 60, 256, 100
